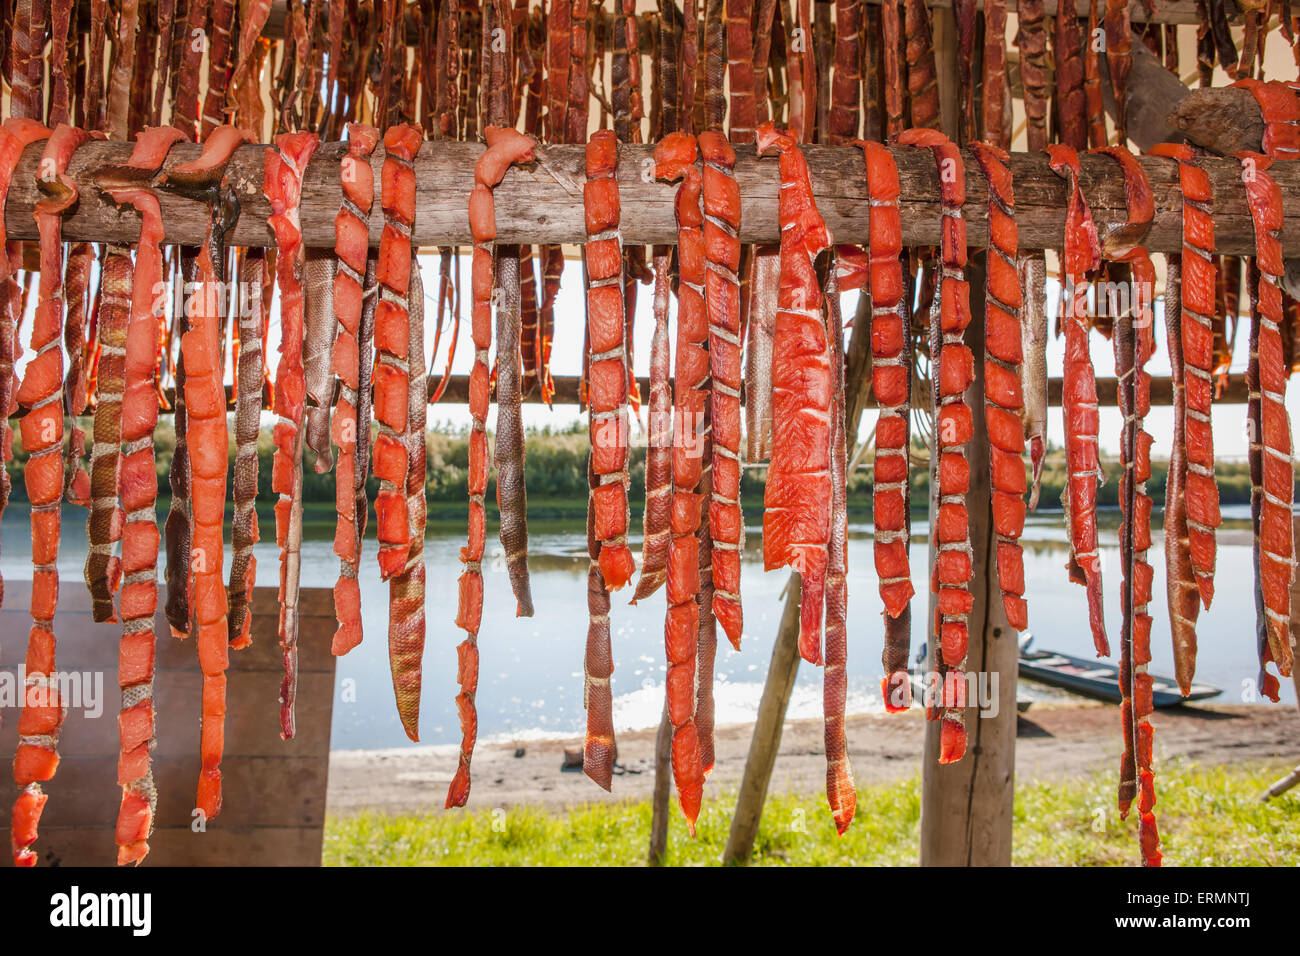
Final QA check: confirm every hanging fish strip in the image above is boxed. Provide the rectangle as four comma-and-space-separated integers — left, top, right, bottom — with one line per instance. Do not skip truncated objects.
758, 122, 834, 670
970, 141, 1028, 633
331, 123, 380, 656
0, 119, 53, 613
1237, 149, 1296, 684
859, 140, 913, 710
11, 123, 86, 867
582, 128, 635, 790
1093, 145, 1160, 868
1046, 145, 1108, 658
1148, 143, 1220, 616
655, 129, 707, 833
95, 126, 187, 866
265, 129, 317, 740
699, 130, 744, 649
900, 128, 972, 765
451, 126, 538, 808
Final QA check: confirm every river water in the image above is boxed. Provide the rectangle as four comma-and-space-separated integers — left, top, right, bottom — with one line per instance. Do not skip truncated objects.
0, 501, 1290, 751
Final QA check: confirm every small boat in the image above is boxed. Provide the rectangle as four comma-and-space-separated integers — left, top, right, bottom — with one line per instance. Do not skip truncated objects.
1017, 632, 1222, 707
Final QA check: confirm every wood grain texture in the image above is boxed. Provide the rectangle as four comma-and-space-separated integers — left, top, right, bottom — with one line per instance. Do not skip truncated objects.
4, 140, 1298, 256
0, 584, 336, 866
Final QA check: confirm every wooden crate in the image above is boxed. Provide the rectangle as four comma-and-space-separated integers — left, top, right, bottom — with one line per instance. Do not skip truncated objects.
0, 582, 336, 866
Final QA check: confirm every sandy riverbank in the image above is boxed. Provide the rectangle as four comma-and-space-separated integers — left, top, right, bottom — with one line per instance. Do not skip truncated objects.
326, 702, 1300, 815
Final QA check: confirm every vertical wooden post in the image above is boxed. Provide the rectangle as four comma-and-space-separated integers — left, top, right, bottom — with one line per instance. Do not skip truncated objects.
919, 254, 1019, 866
723, 573, 803, 864
648, 699, 673, 864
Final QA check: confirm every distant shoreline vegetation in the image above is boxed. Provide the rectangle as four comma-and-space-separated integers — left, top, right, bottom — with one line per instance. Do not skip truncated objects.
2, 419, 1273, 516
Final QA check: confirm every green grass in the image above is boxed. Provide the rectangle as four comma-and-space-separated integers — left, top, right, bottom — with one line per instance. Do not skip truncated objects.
323, 759, 1300, 866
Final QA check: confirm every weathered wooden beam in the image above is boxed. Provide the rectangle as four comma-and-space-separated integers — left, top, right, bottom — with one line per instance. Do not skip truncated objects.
6, 139, 1299, 256
257, 0, 1220, 39
1168, 86, 1269, 157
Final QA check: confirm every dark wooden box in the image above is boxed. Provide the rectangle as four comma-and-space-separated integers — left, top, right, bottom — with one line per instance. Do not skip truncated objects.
0, 583, 336, 866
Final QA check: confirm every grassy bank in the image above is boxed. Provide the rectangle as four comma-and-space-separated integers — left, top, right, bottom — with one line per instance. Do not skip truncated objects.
323, 760, 1299, 866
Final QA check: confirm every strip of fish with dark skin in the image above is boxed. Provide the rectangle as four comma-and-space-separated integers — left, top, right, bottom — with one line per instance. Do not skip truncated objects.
303, 244, 338, 475
822, 262, 855, 835
904, 0, 939, 130
1104, 0, 1133, 143
1015, 0, 1050, 153
1158, 259, 1201, 695
633, 250, 674, 602
1053, 10, 1087, 150
389, 260, 428, 741
227, 247, 264, 649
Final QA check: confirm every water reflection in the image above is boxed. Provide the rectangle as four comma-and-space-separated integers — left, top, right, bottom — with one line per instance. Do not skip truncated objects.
0, 502, 1289, 751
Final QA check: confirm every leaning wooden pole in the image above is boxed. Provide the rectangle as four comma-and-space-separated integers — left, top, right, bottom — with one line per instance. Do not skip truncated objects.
919, 254, 1018, 865
722, 573, 803, 864
648, 700, 673, 864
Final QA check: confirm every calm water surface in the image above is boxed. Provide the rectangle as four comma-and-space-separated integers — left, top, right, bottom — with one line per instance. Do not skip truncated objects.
0, 502, 1291, 751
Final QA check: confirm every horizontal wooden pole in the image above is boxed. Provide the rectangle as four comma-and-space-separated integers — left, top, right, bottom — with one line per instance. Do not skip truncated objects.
4, 139, 1296, 256
258, 0, 1216, 40
429, 372, 1250, 407
282, 0, 1213, 40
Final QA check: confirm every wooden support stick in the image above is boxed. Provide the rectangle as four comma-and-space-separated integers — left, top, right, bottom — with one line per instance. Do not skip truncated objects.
920, 253, 1019, 866
648, 699, 673, 864
7, 139, 1300, 255
1260, 764, 1300, 801
722, 572, 803, 865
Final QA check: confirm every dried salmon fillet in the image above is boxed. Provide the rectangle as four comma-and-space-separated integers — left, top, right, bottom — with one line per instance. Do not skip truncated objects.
331, 123, 380, 656
900, 127, 972, 765
12, 122, 83, 867
264, 129, 316, 740
699, 130, 744, 649
757, 122, 833, 669
1237, 150, 1296, 681
970, 142, 1028, 632
655, 130, 707, 832
1046, 145, 1108, 659
1093, 145, 1161, 867
582, 129, 636, 790
858, 139, 913, 711
1148, 143, 1220, 612
450, 125, 537, 808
